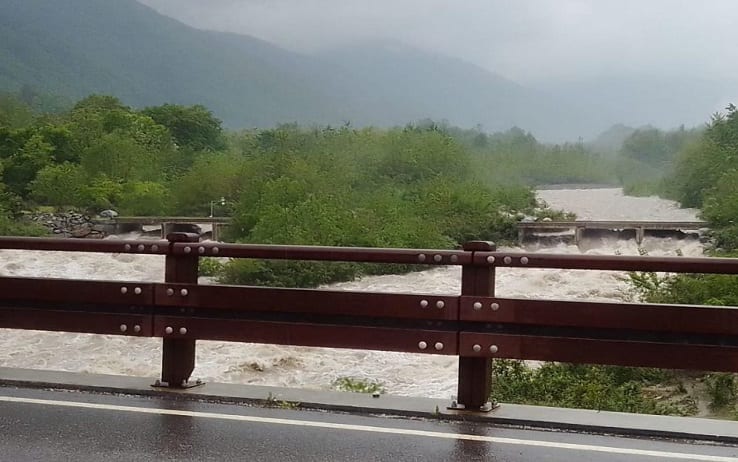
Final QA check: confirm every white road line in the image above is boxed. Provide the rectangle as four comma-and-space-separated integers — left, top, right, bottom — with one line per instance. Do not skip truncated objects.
0, 395, 734, 461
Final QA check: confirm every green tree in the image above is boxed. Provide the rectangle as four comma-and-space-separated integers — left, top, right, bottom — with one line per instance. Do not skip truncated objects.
77, 175, 124, 211
2, 132, 54, 196
117, 181, 172, 215
80, 132, 161, 182
29, 163, 85, 207
142, 104, 225, 151
701, 170, 738, 249
668, 107, 738, 207
0, 93, 35, 129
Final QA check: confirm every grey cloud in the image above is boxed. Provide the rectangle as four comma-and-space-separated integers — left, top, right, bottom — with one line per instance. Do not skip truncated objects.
138, 0, 738, 84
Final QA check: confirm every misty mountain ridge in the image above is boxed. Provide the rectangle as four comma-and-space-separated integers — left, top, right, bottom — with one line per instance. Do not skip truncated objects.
0, 0, 717, 141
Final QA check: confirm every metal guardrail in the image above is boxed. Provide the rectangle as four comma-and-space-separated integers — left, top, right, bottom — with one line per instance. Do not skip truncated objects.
2, 233, 738, 412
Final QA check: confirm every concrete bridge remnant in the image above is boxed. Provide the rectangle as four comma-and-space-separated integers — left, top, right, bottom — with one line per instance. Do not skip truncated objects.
97, 216, 231, 240
517, 220, 708, 245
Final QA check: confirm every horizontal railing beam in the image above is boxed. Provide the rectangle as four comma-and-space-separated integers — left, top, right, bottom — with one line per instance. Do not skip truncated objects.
171, 242, 471, 265
156, 283, 458, 320
0, 307, 152, 337
154, 316, 458, 354
475, 252, 738, 274
459, 333, 738, 373
0, 237, 169, 254
0, 277, 157, 305
460, 296, 738, 336
2, 236, 734, 274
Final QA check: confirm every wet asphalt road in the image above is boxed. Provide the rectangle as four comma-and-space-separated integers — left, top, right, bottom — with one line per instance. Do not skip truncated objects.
0, 385, 736, 461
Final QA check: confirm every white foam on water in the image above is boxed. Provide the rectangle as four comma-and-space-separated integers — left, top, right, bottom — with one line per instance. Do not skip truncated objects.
0, 189, 704, 398
537, 187, 700, 221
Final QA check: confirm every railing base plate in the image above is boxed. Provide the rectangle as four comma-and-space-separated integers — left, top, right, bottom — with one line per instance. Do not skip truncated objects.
447, 401, 498, 412
151, 379, 204, 389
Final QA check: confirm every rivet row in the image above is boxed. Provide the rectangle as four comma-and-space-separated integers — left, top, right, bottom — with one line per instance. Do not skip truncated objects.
165, 288, 189, 296
417, 341, 445, 351
487, 255, 530, 265
123, 244, 227, 253
119, 324, 142, 334
120, 286, 143, 295
419, 299, 446, 309
418, 253, 461, 263
470, 301, 500, 311
471, 344, 499, 354
174, 245, 218, 255
164, 326, 189, 335
123, 244, 161, 253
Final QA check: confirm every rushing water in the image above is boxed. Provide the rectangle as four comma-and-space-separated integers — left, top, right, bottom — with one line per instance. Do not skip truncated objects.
0, 188, 702, 398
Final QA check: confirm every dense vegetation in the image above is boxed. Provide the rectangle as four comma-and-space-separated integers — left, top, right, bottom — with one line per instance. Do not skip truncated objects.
8, 91, 735, 416
603, 126, 701, 196
481, 111, 738, 418
492, 361, 697, 416
449, 125, 617, 186
1, 92, 618, 287
619, 107, 738, 416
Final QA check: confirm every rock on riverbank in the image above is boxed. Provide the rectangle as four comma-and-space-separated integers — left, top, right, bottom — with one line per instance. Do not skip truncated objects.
30, 212, 107, 238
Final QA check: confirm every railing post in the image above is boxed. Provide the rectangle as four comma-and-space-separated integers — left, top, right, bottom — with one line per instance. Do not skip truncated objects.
454, 240, 496, 412
636, 226, 645, 245
156, 232, 201, 388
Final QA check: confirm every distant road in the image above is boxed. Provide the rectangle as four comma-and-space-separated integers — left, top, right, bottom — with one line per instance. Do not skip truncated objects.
1, 386, 736, 461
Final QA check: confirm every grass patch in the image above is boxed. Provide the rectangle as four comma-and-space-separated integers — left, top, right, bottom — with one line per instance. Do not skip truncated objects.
332, 377, 385, 395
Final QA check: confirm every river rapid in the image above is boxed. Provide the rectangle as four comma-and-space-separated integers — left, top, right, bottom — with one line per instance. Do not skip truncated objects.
0, 188, 702, 398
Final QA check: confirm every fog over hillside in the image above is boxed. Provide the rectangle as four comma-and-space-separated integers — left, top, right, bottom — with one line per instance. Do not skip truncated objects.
3, 0, 737, 141
138, 0, 738, 139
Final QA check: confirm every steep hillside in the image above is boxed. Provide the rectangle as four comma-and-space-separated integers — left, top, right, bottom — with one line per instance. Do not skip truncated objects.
1, 0, 588, 139
314, 42, 585, 139
0, 0, 345, 127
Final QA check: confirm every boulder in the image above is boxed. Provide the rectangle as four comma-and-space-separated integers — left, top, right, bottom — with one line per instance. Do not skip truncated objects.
99, 209, 119, 218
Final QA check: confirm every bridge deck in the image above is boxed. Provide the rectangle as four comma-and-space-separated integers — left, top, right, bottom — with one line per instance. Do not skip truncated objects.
1, 376, 736, 462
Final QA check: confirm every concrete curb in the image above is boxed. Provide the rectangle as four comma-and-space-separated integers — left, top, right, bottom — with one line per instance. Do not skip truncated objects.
2, 367, 737, 444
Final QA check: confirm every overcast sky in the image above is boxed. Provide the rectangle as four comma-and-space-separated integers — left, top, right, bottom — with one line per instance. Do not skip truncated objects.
138, 0, 738, 85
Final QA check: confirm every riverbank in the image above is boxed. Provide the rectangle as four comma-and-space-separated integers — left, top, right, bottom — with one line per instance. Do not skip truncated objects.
27, 211, 106, 238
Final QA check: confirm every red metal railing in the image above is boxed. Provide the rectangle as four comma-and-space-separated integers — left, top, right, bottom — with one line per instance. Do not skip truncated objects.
2, 233, 738, 411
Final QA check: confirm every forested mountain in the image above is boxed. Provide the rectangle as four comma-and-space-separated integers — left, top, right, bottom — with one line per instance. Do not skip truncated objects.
312, 42, 579, 138
0, 0, 351, 126
1, 0, 592, 139
588, 124, 639, 155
